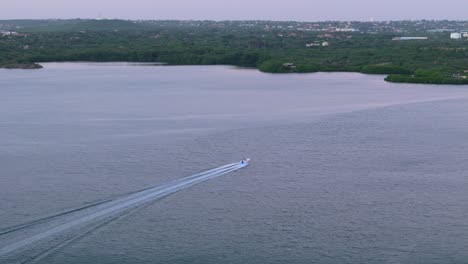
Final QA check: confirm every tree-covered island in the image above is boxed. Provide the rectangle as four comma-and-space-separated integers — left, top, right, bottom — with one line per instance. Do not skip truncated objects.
1, 19, 467, 84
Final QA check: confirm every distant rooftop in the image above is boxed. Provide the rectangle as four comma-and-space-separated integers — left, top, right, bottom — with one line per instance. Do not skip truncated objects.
392, 37, 428, 40
427, 29, 456, 32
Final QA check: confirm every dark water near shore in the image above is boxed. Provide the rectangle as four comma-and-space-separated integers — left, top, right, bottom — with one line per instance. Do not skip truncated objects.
1, 63, 468, 263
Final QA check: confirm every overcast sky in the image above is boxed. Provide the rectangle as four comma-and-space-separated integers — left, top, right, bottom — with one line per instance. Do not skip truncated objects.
2, 0, 467, 21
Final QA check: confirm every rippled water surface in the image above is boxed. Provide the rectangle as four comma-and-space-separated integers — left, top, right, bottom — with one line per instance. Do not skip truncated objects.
1, 63, 468, 263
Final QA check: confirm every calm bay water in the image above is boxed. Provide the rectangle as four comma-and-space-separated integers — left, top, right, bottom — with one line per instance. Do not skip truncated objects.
1, 63, 468, 263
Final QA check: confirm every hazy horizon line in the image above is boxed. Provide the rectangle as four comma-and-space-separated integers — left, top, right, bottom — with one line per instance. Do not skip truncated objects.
2, 18, 468, 23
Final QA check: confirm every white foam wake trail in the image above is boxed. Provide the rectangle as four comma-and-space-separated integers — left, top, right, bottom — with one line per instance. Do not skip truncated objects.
0, 162, 247, 263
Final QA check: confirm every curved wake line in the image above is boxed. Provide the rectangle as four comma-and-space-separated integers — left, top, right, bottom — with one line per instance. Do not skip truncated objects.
0, 199, 115, 237
0, 162, 247, 262
287, 95, 468, 119
25, 201, 158, 264
0, 163, 237, 237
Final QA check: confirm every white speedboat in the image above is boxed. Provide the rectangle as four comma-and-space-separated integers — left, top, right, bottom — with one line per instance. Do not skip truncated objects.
240, 158, 251, 165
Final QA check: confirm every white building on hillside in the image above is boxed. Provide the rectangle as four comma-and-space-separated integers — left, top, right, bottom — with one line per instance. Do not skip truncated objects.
450, 33, 462, 39
392, 37, 428, 41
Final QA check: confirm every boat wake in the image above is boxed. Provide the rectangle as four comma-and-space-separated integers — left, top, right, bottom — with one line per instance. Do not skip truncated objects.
0, 162, 248, 263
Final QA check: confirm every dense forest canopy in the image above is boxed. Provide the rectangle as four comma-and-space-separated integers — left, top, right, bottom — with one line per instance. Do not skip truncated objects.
1, 19, 467, 84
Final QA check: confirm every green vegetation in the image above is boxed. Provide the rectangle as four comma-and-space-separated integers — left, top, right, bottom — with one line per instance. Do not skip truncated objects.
1, 19, 467, 84
1, 63, 42, 69
360, 65, 412, 75
259, 60, 289, 73
385, 69, 468, 84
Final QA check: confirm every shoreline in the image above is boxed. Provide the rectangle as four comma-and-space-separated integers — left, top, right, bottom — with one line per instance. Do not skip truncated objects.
0, 63, 43, 70
2, 62, 467, 86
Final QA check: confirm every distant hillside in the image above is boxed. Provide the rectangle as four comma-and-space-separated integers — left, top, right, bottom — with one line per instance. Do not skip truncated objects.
1, 19, 467, 84
0, 19, 149, 32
